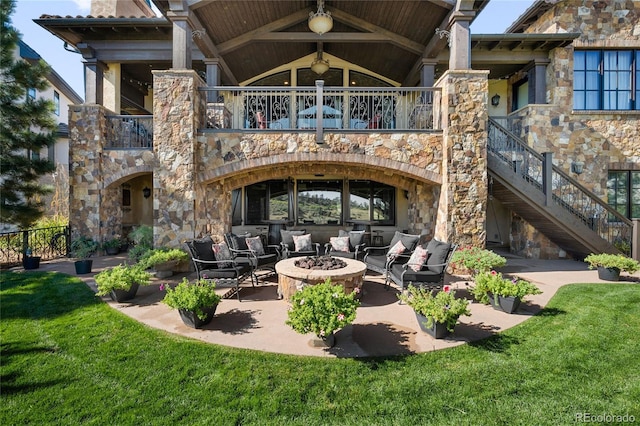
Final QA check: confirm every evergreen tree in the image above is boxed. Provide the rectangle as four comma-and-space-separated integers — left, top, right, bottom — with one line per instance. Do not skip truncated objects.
0, 0, 56, 228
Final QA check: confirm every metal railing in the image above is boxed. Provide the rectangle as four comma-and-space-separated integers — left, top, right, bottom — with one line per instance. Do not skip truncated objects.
105, 115, 153, 149
0, 225, 69, 267
199, 85, 441, 132
488, 118, 632, 255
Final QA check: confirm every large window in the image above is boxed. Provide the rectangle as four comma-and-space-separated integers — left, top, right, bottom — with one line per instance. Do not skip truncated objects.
608, 171, 640, 220
297, 180, 342, 225
574, 50, 637, 110
54, 91, 60, 116
239, 179, 395, 225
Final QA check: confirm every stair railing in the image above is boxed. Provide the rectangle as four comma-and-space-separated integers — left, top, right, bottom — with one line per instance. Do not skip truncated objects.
488, 118, 632, 255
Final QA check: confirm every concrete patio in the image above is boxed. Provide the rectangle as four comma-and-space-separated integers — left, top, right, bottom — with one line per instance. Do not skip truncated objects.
21, 251, 640, 358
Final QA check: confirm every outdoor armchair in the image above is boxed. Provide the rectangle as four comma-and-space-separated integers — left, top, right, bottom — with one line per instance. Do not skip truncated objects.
183, 237, 253, 301
280, 229, 320, 258
363, 231, 421, 282
324, 229, 367, 259
223, 232, 279, 283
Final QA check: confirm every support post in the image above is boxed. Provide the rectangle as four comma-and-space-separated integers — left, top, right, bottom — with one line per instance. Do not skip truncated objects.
542, 152, 553, 206
633, 219, 639, 261
315, 80, 324, 144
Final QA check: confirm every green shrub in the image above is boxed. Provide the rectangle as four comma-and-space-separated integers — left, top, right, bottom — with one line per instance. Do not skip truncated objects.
451, 246, 507, 275
95, 264, 151, 296
138, 248, 188, 270
473, 270, 542, 303
398, 285, 470, 332
70, 236, 99, 259
128, 225, 153, 262
162, 278, 222, 320
584, 253, 639, 274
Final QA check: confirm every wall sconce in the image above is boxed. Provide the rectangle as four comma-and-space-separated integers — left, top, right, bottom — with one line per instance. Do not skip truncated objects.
142, 187, 151, 198
571, 161, 584, 175
491, 94, 501, 107
309, 0, 333, 35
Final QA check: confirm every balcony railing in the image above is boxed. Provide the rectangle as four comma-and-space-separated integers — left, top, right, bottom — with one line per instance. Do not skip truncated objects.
199, 85, 441, 132
105, 115, 153, 149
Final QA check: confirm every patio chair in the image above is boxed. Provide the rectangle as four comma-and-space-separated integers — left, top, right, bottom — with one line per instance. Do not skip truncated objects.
362, 231, 421, 282
324, 229, 366, 259
388, 240, 458, 297
223, 232, 279, 283
183, 237, 253, 301
280, 229, 320, 258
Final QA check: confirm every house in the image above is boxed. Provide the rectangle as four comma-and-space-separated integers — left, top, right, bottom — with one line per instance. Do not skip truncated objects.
35, 0, 639, 259
0, 40, 83, 232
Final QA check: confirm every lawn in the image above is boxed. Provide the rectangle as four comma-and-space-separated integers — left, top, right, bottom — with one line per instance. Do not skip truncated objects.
1, 271, 639, 425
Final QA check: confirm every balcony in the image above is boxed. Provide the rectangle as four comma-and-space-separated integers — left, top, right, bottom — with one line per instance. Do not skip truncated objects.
200, 85, 442, 132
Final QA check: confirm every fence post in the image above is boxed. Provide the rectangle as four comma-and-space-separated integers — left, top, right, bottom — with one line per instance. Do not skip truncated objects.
315, 79, 324, 144
542, 152, 553, 206
633, 219, 639, 261
22, 230, 29, 260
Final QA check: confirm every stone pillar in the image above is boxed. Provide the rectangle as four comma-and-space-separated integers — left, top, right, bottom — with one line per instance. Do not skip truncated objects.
68, 104, 107, 239
152, 70, 203, 247
448, 11, 474, 70
435, 70, 489, 248
199, 181, 231, 243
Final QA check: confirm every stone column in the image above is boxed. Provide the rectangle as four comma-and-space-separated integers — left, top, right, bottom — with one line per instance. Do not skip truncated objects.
199, 181, 231, 243
435, 70, 489, 248
152, 70, 203, 247
68, 105, 107, 239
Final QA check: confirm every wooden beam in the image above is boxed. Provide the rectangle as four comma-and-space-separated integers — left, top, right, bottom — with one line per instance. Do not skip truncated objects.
216, 9, 310, 55
250, 32, 403, 43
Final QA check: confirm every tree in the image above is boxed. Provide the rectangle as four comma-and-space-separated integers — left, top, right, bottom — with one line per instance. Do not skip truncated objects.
0, 0, 56, 228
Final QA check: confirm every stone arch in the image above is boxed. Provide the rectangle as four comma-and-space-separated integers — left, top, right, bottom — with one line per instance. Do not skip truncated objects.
103, 164, 154, 189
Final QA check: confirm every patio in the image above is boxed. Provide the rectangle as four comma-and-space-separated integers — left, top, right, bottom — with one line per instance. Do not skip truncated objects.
27, 252, 629, 358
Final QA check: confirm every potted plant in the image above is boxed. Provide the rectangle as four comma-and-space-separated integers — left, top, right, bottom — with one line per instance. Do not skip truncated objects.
161, 278, 222, 329
473, 270, 542, 313
70, 236, 99, 274
128, 225, 153, 262
95, 264, 151, 302
22, 247, 41, 270
398, 285, 471, 338
450, 246, 507, 276
285, 278, 360, 348
102, 236, 122, 255
137, 248, 189, 278
584, 253, 640, 281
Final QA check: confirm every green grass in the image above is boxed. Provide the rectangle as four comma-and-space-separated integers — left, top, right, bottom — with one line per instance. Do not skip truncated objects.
1, 271, 639, 425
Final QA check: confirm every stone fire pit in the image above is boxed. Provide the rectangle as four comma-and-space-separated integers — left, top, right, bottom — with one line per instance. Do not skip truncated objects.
275, 256, 366, 301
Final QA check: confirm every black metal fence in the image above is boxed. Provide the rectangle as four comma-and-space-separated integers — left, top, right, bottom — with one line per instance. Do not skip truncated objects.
0, 225, 69, 268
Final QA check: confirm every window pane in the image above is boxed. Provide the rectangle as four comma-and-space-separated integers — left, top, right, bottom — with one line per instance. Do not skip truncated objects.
269, 180, 289, 221
349, 181, 370, 221
297, 180, 342, 225
372, 186, 394, 223
585, 92, 599, 109
245, 182, 268, 225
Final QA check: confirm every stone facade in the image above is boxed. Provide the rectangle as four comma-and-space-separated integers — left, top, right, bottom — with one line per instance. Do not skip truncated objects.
503, 0, 640, 258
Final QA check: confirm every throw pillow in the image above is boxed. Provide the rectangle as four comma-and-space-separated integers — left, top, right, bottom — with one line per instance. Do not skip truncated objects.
281, 230, 306, 248
293, 234, 313, 252
386, 240, 407, 261
212, 242, 233, 268
330, 236, 350, 252
426, 239, 452, 274
389, 231, 420, 253
245, 236, 265, 256
191, 236, 215, 261
226, 233, 250, 251
407, 245, 429, 272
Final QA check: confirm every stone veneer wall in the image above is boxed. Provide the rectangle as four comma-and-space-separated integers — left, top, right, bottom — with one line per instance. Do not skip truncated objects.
504, 0, 639, 258
68, 105, 106, 240
152, 70, 202, 247
435, 70, 489, 248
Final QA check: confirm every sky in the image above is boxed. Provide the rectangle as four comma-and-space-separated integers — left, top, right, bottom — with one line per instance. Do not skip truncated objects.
11, 0, 536, 100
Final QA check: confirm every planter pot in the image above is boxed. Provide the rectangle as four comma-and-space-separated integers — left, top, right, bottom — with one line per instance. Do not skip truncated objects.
74, 259, 93, 275
178, 304, 218, 329
309, 333, 336, 348
105, 246, 120, 255
415, 312, 451, 339
597, 266, 620, 281
488, 293, 521, 314
153, 260, 179, 278
109, 282, 140, 302
23, 256, 41, 270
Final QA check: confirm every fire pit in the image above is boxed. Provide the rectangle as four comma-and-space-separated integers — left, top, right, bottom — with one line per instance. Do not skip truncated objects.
275, 256, 366, 301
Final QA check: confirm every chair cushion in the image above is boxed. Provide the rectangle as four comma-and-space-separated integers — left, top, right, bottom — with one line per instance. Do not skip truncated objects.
281, 230, 306, 248
365, 254, 388, 273
389, 231, 420, 252
386, 240, 407, 261
407, 245, 429, 272
226, 233, 249, 251
191, 237, 215, 261
330, 236, 350, 252
293, 234, 313, 252
426, 239, 452, 274
338, 229, 365, 251
245, 236, 265, 256
212, 242, 233, 268
390, 263, 442, 283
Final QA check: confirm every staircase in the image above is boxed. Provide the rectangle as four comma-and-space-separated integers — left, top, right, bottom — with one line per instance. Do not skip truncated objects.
486, 118, 632, 259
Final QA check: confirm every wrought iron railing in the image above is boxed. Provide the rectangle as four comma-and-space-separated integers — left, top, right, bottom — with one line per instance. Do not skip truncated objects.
105, 115, 153, 149
488, 118, 632, 255
199, 85, 441, 132
0, 225, 69, 267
